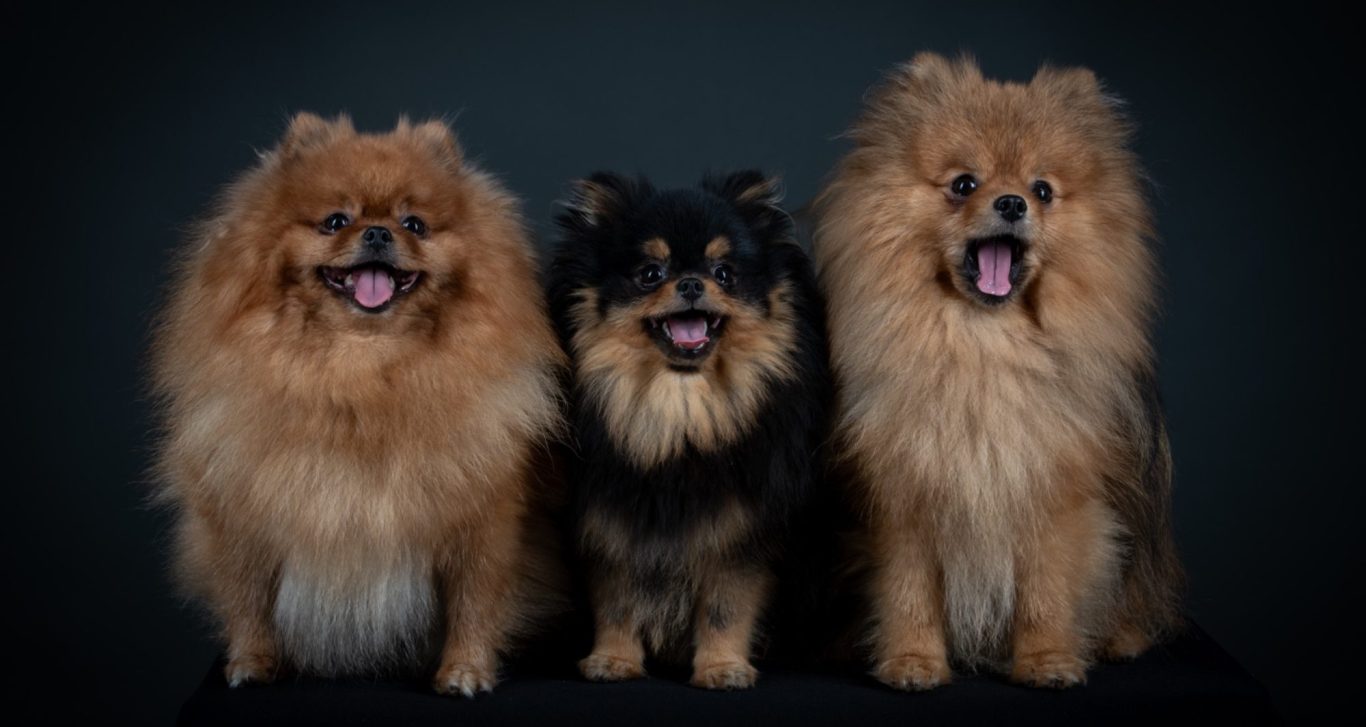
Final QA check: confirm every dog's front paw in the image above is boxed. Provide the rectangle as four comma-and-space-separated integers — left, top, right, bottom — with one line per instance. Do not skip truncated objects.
690, 660, 758, 690
1010, 650, 1088, 688
225, 653, 278, 687
579, 653, 646, 682
873, 654, 951, 691
433, 662, 498, 697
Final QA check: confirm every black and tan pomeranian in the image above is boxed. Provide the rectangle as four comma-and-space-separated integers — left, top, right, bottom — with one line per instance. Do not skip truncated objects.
547, 171, 831, 689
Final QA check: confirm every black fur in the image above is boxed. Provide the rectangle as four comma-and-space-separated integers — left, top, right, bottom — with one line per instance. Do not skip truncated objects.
547, 171, 833, 660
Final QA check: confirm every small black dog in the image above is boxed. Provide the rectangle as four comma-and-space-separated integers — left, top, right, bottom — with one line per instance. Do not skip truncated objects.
547, 171, 831, 689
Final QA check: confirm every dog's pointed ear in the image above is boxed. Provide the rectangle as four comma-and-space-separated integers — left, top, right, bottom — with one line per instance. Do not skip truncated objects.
703, 171, 790, 240
559, 172, 644, 233
1031, 64, 1130, 131
862, 53, 981, 135
898, 52, 981, 92
280, 112, 354, 157
902, 52, 957, 84
397, 116, 463, 168
706, 170, 782, 209
1032, 64, 1103, 102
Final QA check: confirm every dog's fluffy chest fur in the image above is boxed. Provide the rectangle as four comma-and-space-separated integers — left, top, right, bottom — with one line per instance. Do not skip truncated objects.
167, 383, 525, 674
842, 302, 1126, 661
853, 307, 1112, 507
177, 389, 508, 545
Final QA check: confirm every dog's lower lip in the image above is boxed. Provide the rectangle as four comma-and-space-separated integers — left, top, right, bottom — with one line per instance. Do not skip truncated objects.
649, 311, 726, 353
318, 264, 422, 311
963, 235, 1026, 300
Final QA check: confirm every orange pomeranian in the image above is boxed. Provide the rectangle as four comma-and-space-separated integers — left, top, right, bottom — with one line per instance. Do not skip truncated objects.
151, 113, 565, 696
813, 54, 1183, 689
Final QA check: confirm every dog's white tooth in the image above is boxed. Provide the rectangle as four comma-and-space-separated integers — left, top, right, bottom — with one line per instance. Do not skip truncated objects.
344, 273, 354, 287
663, 321, 672, 339
701, 319, 709, 335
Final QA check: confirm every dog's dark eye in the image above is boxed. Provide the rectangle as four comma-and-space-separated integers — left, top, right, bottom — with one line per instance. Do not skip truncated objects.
320, 212, 351, 233
950, 174, 978, 197
401, 215, 428, 236
1032, 180, 1054, 203
712, 264, 734, 287
638, 263, 666, 287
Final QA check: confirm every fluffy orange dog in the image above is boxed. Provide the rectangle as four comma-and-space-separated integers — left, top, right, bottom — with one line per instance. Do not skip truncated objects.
814, 54, 1183, 689
151, 114, 564, 695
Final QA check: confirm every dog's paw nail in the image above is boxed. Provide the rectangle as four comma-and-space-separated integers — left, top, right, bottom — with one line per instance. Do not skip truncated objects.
434, 662, 497, 697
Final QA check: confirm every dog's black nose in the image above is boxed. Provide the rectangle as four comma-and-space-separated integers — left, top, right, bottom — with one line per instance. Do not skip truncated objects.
362, 226, 393, 249
994, 195, 1027, 222
676, 277, 705, 301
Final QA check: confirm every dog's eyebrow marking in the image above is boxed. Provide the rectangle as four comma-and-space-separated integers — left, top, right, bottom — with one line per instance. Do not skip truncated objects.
705, 236, 731, 259
643, 238, 670, 260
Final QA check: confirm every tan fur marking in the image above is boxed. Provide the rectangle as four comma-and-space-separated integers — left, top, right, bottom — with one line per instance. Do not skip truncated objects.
733, 176, 781, 205
704, 236, 732, 259
581, 617, 647, 682
580, 566, 648, 681
642, 237, 670, 260
568, 283, 800, 470
690, 566, 769, 690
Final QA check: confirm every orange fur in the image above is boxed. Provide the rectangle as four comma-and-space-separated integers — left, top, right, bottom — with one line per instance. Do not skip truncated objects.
151, 113, 566, 694
813, 54, 1182, 688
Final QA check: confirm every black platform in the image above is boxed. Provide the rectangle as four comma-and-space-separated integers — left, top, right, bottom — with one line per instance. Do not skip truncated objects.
178, 624, 1278, 726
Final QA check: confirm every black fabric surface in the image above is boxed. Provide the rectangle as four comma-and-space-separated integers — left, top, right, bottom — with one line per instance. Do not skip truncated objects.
177, 623, 1277, 726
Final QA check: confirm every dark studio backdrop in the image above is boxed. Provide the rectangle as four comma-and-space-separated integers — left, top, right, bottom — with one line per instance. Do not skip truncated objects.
8, 1, 1356, 723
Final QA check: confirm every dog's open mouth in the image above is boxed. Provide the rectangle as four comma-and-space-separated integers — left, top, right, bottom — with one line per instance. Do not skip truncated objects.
963, 235, 1026, 301
647, 310, 727, 362
318, 263, 421, 312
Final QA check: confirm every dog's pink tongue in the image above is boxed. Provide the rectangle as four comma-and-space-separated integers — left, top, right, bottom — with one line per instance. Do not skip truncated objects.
353, 268, 394, 308
976, 240, 1013, 296
668, 316, 709, 349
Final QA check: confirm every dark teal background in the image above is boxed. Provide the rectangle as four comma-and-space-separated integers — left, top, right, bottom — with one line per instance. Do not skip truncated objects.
9, 1, 1354, 723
